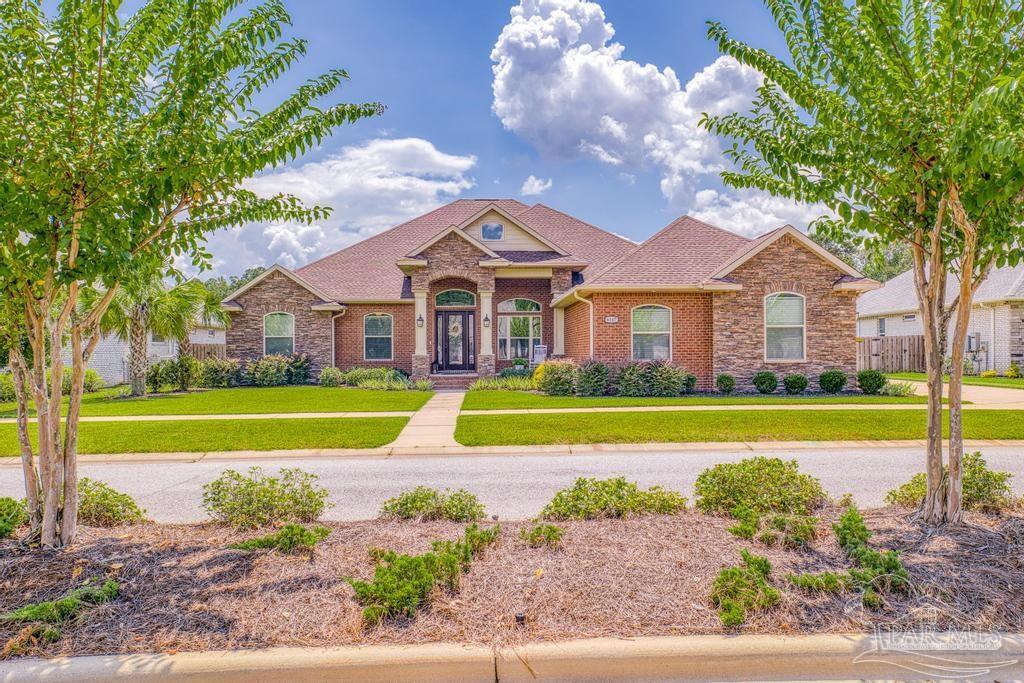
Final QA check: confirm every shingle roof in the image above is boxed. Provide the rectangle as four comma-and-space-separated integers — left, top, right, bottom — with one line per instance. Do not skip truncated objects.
294, 199, 635, 301
578, 215, 752, 288
857, 264, 1024, 317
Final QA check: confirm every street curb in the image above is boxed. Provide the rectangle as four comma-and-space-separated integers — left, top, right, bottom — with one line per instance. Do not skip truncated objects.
3, 634, 1024, 682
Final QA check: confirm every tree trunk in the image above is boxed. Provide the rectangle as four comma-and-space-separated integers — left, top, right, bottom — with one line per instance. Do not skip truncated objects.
177, 334, 192, 360
129, 305, 150, 396
9, 349, 41, 536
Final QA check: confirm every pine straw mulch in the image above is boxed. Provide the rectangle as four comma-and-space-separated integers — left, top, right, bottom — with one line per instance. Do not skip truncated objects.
2, 507, 1023, 659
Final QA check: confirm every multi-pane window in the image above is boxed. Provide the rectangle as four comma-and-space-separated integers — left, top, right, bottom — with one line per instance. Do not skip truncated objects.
364, 314, 393, 360
497, 298, 541, 360
264, 312, 294, 356
435, 289, 476, 307
631, 305, 671, 360
764, 293, 805, 360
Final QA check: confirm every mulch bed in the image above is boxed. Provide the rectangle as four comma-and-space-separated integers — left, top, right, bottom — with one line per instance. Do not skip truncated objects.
2, 508, 1023, 658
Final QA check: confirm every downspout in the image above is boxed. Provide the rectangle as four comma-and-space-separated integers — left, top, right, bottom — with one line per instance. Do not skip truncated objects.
573, 290, 594, 359
330, 310, 347, 368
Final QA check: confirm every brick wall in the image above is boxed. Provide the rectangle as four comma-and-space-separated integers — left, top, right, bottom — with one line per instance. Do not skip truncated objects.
712, 234, 857, 390
334, 303, 416, 373
225, 270, 334, 374
1011, 303, 1024, 369
492, 278, 554, 370
563, 300, 590, 361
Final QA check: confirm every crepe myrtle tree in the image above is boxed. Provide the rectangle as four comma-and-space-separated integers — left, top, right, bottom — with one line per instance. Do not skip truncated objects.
701, 0, 1024, 524
0, 0, 383, 546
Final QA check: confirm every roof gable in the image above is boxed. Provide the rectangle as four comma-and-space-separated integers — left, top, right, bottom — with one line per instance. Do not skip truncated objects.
710, 225, 864, 280
406, 225, 503, 259
458, 203, 569, 254
220, 264, 340, 309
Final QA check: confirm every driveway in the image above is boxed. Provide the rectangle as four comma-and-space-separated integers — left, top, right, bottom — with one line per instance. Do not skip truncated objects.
3, 445, 1022, 522
907, 379, 1024, 407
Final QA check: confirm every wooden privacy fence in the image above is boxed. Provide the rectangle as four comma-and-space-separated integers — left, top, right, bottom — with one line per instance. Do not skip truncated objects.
189, 343, 227, 361
857, 335, 925, 372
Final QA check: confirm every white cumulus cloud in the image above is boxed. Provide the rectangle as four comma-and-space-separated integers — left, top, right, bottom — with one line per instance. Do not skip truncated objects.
690, 189, 828, 237
199, 138, 477, 274
490, 0, 762, 205
520, 174, 553, 195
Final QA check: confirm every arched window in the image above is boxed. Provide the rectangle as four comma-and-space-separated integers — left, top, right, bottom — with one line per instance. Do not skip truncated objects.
435, 289, 476, 307
764, 293, 805, 361
631, 305, 671, 361
497, 299, 542, 360
364, 313, 394, 361
264, 312, 294, 356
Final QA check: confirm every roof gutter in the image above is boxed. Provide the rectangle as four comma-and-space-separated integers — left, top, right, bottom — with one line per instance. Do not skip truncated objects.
573, 290, 594, 359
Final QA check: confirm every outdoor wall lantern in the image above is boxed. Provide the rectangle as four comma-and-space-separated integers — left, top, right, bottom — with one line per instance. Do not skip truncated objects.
483, 314, 491, 328
416, 314, 424, 327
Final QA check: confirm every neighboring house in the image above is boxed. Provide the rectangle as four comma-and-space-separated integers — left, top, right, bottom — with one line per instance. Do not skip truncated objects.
222, 199, 878, 390
857, 265, 1024, 373
69, 325, 226, 386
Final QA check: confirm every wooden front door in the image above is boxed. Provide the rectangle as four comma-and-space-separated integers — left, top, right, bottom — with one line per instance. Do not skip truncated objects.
435, 311, 475, 372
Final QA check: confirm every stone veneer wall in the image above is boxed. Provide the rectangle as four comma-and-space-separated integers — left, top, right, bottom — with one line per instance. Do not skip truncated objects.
225, 271, 334, 375
712, 234, 857, 390
333, 303, 416, 374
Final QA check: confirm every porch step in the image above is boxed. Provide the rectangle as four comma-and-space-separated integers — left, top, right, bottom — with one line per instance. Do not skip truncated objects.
428, 373, 479, 389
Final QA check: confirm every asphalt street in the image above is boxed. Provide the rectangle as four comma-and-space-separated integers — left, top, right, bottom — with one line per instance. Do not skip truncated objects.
3, 445, 1023, 522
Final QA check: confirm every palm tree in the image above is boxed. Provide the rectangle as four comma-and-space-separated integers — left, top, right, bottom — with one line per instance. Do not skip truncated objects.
97, 278, 229, 396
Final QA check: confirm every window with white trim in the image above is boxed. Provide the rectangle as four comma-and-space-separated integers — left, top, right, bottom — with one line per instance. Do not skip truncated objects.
877, 318, 887, 336
481, 222, 504, 241
435, 289, 476, 307
264, 312, 294, 356
497, 298, 542, 360
631, 305, 671, 361
764, 293, 805, 360
364, 314, 393, 360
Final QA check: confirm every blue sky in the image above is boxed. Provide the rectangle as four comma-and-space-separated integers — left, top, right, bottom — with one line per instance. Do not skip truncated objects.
202, 0, 822, 276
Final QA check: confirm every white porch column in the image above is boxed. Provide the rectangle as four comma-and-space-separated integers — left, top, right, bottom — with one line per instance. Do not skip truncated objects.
414, 290, 427, 356
553, 307, 565, 356
479, 290, 494, 356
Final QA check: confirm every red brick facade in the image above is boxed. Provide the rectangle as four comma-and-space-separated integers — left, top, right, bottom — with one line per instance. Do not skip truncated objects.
492, 278, 555, 371
333, 303, 416, 374
563, 300, 590, 361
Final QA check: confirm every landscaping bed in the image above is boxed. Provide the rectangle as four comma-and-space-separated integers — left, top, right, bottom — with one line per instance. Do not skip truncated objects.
455, 409, 1024, 446
1, 510, 1022, 658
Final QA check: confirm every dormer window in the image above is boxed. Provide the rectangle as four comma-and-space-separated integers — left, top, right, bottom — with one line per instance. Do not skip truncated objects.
481, 222, 504, 241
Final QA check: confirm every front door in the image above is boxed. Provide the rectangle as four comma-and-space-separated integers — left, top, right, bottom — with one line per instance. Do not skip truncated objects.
435, 311, 475, 372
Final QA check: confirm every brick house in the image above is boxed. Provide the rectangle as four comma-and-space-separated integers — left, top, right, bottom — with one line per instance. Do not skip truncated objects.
222, 199, 879, 389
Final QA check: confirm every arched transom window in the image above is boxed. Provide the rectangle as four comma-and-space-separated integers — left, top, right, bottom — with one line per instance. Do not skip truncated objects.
435, 289, 476, 307
631, 305, 671, 361
497, 299, 542, 360
264, 312, 294, 356
764, 293, 805, 361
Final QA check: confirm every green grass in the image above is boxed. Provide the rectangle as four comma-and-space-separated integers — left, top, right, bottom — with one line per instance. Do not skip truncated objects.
0, 417, 408, 454
454, 409, 1024, 446
887, 372, 1024, 390
461, 390, 930, 410
0, 385, 432, 418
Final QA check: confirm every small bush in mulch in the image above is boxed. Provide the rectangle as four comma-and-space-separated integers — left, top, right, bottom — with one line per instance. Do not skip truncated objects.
536, 361, 577, 396
349, 524, 500, 626
694, 457, 826, 516
469, 376, 534, 391
885, 452, 1017, 512
318, 367, 345, 387
78, 479, 146, 527
575, 361, 610, 397
710, 550, 780, 627
755, 513, 818, 550
541, 477, 686, 520
856, 369, 886, 395
229, 524, 330, 554
818, 369, 848, 394
1, 580, 119, 626
202, 467, 330, 529
379, 487, 485, 522
520, 523, 563, 548
716, 373, 736, 394
0, 498, 27, 538
782, 373, 808, 395
752, 371, 778, 394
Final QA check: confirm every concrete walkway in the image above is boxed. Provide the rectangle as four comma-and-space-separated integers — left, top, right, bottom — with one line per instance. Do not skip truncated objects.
906, 379, 1024, 406
389, 391, 464, 448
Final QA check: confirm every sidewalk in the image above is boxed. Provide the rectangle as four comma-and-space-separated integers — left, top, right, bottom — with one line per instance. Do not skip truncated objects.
906, 379, 1024, 405
389, 391, 464, 448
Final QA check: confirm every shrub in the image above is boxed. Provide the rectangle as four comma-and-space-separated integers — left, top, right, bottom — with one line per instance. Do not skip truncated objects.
78, 479, 146, 527
53, 367, 105, 395
782, 374, 808, 395
694, 457, 826, 516
880, 380, 915, 397
834, 505, 873, 551
1007, 361, 1022, 379
202, 467, 330, 528
411, 379, 434, 391
818, 369, 847, 393
726, 505, 760, 539
647, 361, 686, 397
0, 373, 17, 402
202, 358, 243, 388
576, 361, 610, 397
716, 373, 736, 395
541, 477, 686, 520
379, 487, 485, 522
359, 377, 411, 391
885, 452, 1016, 512
318, 367, 345, 387
756, 513, 818, 549
498, 366, 533, 379
229, 524, 330, 553
248, 355, 291, 387
172, 355, 202, 392
286, 354, 312, 384
710, 550, 780, 627
856, 369, 886, 395
469, 376, 535, 391
752, 371, 778, 394
1, 580, 119, 625
341, 367, 411, 390
146, 360, 176, 393
520, 522, 563, 548
980, 369, 999, 378
536, 361, 576, 396
786, 571, 848, 594
614, 362, 648, 397
0, 497, 27, 539
349, 524, 499, 625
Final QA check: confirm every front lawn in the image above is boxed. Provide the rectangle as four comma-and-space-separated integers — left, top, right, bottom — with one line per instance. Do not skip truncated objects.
455, 409, 1024, 446
887, 372, 1024, 390
461, 390, 930, 411
0, 385, 432, 418
0, 416, 408, 454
